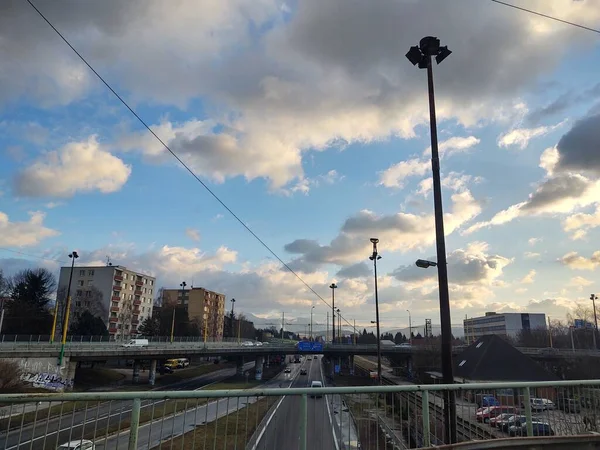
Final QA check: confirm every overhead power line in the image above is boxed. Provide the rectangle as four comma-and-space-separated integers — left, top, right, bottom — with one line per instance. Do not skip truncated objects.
0, 247, 68, 265
24, 0, 362, 328
491, 0, 600, 34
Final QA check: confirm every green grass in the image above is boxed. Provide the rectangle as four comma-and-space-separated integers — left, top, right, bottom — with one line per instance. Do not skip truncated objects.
0, 401, 99, 432
153, 396, 273, 450
74, 367, 126, 390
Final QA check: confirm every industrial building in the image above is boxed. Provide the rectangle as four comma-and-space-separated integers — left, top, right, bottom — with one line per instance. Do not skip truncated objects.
463, 312, 547, 343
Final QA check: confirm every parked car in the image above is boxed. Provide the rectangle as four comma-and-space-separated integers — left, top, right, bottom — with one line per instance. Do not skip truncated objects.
300, 368, 307, 375
254, 342, 263, 347
310, 380, 323, 398
284, 367, 291, 373
489, 413, 514, 428
58, 440, 95, 450
159, 365, 174, 374
475, 394, 500, 408
498, 414, 538, 433
523, 398, 555, 411
557, 397, 581, 413
241, 341, 255, 347
395, 343, 412, 348
476, 406, 516, 423
509, 421, 554, 437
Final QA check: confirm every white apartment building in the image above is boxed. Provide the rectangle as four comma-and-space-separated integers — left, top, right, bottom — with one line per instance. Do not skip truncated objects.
57, 265, 155, 337
464, 312, 547, 344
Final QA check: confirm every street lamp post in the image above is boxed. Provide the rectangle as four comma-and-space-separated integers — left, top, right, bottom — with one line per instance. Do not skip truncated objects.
58, 251, 78, 365
172, 281, 186, 343
330, 283, 337, 344
337, 308, 341, 343
369, 238, 382, 385
407, 36, 456, 444
311, 306, 315, 340
406, 309, 412, 345
230, 298, 236, 339
591, 294, 598, 349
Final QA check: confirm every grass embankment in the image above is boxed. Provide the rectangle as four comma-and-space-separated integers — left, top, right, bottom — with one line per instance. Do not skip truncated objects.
3, 362, 237, 430
152, 395, 273, 450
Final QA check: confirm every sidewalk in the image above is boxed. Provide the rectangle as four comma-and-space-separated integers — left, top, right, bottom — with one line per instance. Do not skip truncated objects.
331, 394, 360, 450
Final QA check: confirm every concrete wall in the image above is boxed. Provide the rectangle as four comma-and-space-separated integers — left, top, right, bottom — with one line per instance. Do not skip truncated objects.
6, 357, 76, 391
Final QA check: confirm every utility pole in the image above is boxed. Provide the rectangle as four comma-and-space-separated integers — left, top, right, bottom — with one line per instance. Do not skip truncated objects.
282, 312, 285, 339
330, 283, 337, 344
58, 251, 78, 365
591, 294, 598, 349
369, 238, 382, 385
570, 326, 575, 352
326, 311, 329, 344
548, 316, 553, 348
230, 298, 236, 339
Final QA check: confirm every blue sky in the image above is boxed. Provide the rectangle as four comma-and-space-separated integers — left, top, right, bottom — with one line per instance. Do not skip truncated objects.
2, 0, 600, 333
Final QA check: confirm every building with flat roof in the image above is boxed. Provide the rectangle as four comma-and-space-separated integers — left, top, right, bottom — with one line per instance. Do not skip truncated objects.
57, 265, 155, 337
162, 287, 225, 340
464, 312, 546, 344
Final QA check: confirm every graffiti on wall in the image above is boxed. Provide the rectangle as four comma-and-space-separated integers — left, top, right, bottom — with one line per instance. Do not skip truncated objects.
20, 372, 73, 390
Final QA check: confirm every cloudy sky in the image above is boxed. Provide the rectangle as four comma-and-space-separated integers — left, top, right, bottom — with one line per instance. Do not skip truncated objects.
2, 0, 600, 334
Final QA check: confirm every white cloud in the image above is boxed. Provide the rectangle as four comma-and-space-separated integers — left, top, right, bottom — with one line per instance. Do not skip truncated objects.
0, 211, 59, 247
528, 237, 542, 246
559, 251, 600, 271
185, 228, 201, 242
515, 287, 528, 294
424, 136, 480, 158
568, 276, 594, 288
524, 251, 541, 259
497, 121, 566, 150
14, 137, 131, 198
379, 158, 429, 189
320, 170, 344, 185
285, 189, 481, 270
520, 269, 536, 284
417, 172, 482, 197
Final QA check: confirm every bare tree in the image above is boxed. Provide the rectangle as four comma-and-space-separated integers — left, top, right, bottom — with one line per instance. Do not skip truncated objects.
118, 297, 134, 341
567, 304, 595, 325
0, 360, 22, 392
57, 286, 108, 334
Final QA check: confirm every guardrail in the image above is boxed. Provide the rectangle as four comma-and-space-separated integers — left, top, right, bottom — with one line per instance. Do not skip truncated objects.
1, 380, 600, 450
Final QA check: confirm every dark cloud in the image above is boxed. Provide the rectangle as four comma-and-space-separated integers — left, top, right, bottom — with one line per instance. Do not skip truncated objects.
521, 173, 590, 213
336, 262, 370, 279
525, 83, 600, 126
555, 113, 600, 174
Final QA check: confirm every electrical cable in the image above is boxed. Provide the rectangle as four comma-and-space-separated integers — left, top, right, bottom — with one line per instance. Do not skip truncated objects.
491, 0, 600, 34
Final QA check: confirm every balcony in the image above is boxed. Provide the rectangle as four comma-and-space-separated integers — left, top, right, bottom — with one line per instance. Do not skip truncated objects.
114, 275, 123, 282
111, 296, 120, 301
132, 319, 139, 325
133, 308, 140, 314
109, 317, 118, 323
113, 285, 122, 291
110, 306, 119, 313
135, 280, 143, 287
133, 299, 142, 306
134, 290, 142, 296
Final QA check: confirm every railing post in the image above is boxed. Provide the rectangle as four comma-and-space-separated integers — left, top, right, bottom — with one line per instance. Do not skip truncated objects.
128, 397, 141, 450
523, 387, 533, 437
300, 393, 307, 450
422, 390, 431, 447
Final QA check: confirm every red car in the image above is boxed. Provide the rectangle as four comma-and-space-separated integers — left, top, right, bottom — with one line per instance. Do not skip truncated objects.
476, 406, 516, 423
489, 413, 515, 427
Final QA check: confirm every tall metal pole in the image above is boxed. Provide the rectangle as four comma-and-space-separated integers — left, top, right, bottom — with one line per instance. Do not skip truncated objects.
58, 251, 78, 365
591, 294, 598, 330
326, 311, 329, 343
310, 306, 314, 340
230, 298, 236, 339
330, 284, 337, 344
407, 309, 412, 345
370, 239, 382, 385
426, 52, 456, 445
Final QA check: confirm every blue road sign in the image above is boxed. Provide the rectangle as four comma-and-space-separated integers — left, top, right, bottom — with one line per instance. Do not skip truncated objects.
297, 341, 323, 351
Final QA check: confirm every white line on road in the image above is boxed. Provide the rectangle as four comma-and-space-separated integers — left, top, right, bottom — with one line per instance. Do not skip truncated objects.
319, 355, 340, 450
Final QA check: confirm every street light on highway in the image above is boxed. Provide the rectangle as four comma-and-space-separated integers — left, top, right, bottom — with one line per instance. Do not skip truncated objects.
172, 281, 186, 343
310, 305, 315, 340
330, 283, 337, 344
230, 298, 236, 339
407, 35, 456, 444
407, 309, 412, 345
58, 251, 78, 365
369, 237, 382, 385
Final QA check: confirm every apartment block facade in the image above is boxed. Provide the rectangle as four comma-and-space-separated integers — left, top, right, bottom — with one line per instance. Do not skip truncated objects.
162, 287, 225, 340
58, 265, 155, 337
464, 312, 547, 343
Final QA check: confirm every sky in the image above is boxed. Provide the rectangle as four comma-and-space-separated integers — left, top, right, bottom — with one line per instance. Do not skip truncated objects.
2, 0, 600, 334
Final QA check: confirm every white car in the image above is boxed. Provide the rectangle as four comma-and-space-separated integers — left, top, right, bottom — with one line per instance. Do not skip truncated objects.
310, 380, 323, 398
255, 342, 263, 347
395, 343, 412, 348
241, 341, 255, 347
58, 440, 95, 450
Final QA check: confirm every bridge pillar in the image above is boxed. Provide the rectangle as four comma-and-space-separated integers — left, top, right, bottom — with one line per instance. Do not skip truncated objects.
148, 359, 157, 386
66, 360, 77, 391
407, 356, 413, 378
236, 357, 245, 376
132, 360, 140, 384
255, 356, 264, 381
349, 355, 354, 375
265, 355, 270, 368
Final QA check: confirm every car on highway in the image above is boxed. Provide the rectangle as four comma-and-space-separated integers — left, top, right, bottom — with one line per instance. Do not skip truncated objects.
58, 440, 95, 450
241, 341, 255, 347
509, 420, 554, 437
310, 380, 323, 398
300, 368, 307, 375
307, 357, 311, 360
284, 367, 291, 373
121, 339, 148, 348
395, 342, 412, 348
255, 342, 263, 347
159, 365, 174, 374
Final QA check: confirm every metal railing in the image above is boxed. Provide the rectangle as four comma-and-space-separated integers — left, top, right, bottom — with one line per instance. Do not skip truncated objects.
1, 380, 600, 450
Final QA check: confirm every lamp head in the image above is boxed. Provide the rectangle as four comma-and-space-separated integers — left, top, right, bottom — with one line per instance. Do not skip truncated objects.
416, 259, 437, 269
436, 46, 452, 64
330, 283, 337, 289
69, 251, 79, 259
405, 45, 422, 66
370, 238, 379, 245
419, 36, 440, 56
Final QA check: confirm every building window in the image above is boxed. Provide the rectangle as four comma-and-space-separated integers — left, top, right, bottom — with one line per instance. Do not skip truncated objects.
79, 270, 85, 276
76, 290, 83, 297
75, 301, 81, 307
88, 269, 95, 276
84, 301, 90, 307
123, 273, 128, 280
150, 280, 154, 286
87, 280, 93, 286
85, 291, 91, 298
112, 302, 118, 308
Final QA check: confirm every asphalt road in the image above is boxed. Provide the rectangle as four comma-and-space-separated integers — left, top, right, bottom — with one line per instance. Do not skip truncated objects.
0, 362, 254, 450
253, 355, 337, 450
